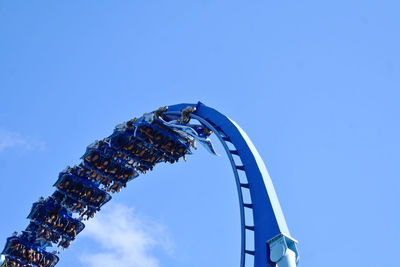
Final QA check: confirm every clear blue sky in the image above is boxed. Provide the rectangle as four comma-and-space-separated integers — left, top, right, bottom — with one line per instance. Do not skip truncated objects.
0, 1, 399, 266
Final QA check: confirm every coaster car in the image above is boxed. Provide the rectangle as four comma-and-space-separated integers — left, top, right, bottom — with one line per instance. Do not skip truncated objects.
27, 201, 84, 242
1, 236, 59, 267
25, 223, 60, 248
113, 112, 193, 163
53, 174, 111, 213
112, 120, 191, 164
134, 121, 192, 158
108, 130, 164, 168
156, 114, 219, 156
110, 131, 176, 167
62, 164, 133, 194
82, 145, 140, 178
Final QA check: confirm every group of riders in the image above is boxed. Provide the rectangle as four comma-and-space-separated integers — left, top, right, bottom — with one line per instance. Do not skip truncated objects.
1, 106, 212, 267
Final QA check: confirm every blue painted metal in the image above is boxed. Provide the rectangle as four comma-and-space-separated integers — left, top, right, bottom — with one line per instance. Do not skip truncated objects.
0, 101, 297, 267
268, 234, 299, 267
165, 102, 298, 267
2, 237, 59, 267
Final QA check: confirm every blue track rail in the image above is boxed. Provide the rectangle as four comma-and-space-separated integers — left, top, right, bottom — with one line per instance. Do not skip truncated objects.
165, 102, 299, 267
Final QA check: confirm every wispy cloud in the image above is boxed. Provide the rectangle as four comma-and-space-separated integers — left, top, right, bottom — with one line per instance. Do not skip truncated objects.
0, 129, 45, 152
80, 203, 174, 267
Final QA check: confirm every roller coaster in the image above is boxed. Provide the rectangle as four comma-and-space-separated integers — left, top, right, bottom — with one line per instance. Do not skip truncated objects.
0, 102, 299, 267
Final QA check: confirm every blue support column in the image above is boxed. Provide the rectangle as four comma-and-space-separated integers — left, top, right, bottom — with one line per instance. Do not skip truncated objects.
166, 102, 299, 267
268, 234, 299, 267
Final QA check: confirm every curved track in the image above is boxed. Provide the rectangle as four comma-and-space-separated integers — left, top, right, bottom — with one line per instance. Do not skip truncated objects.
1, 102, 298, 267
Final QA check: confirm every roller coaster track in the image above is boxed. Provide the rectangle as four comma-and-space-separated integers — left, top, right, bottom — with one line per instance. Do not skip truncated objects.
1, 102, 299, 267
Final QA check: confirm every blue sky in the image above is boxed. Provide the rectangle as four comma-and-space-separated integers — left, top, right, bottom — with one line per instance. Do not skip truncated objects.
0, 1, 399, 266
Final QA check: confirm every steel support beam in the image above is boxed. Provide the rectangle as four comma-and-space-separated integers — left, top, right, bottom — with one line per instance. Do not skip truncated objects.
268, 234, 299, 267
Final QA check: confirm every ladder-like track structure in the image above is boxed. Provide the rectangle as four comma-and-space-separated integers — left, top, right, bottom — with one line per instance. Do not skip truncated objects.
1, 102, 299, 267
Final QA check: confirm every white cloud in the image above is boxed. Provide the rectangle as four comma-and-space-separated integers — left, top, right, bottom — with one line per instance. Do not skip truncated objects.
0, 129, 45, 152
80, 203, 174, 267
